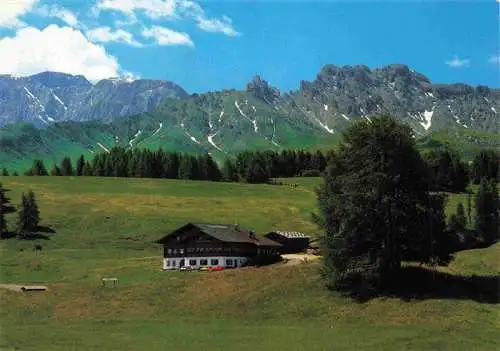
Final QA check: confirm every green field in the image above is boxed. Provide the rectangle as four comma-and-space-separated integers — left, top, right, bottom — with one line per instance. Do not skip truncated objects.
0, 176, 498, 351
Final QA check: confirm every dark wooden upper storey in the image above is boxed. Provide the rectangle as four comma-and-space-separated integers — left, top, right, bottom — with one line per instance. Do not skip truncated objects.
156, 223, 282, 258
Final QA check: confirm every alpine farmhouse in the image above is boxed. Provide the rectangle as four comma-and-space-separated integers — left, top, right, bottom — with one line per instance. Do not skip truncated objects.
156, 223, 282, 270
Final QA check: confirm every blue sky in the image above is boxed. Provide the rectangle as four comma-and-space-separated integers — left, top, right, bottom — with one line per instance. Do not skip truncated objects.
0, 0, 498, 93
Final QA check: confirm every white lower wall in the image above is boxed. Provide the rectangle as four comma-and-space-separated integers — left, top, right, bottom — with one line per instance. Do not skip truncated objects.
163, 256, 248, 270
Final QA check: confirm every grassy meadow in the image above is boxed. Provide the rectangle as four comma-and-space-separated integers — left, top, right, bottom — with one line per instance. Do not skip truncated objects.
0, 176, 498, 351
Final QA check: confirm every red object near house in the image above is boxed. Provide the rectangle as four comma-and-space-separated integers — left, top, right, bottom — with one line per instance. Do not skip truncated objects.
209, 266, 225, 271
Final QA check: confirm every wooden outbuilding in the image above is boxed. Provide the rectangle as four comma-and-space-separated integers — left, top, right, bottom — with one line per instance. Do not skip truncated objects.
263, 231, 310, 254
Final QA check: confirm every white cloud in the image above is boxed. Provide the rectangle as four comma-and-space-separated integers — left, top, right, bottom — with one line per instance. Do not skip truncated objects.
0, 0, 38, 28
87, 26, 144, 47
488, 54, 500, 65
94, 0, 178, 20
445, 55, 470, 68
142, 26, 194, 47
0, 25, 125, 82
35, 5, 79, 27
197, 15, 240, 37
179, 1, 240, 37
95, 0, 240, 38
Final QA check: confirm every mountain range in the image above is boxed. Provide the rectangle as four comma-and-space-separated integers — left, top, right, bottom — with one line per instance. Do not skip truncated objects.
0, 71, 188, 128
0, 64, 499, 172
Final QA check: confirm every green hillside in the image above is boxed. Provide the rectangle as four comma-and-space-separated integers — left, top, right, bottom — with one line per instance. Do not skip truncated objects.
0, 176, 498, 350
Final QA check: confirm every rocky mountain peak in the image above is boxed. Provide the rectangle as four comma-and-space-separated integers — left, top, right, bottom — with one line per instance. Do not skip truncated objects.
246, 75, 280, 103
29, 71, 92, 89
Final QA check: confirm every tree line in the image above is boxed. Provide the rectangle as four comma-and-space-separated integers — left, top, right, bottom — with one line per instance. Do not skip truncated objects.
0, 142, 498, 192
5, 148, 330, 184
0, 182, 42, 240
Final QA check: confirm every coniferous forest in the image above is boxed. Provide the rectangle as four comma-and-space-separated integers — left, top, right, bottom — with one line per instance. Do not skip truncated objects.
7, 145, 497, 193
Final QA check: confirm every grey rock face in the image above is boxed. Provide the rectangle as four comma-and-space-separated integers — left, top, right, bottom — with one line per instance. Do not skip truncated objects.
287, 64, 498, 134
0, 72, 188, 128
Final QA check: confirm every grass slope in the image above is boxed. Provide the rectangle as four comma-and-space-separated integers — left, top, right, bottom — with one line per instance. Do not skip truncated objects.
0, 176, 498, 351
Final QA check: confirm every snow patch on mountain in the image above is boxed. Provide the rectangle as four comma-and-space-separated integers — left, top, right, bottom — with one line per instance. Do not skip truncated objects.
207, 133, 223, 151
235, 100, 251, 121
180, 120, 201, 144
37, 115, 49, 125
52, 92, 67, 110
152, 123, 163, 137
23, 87, 36, 100
189, 135, 200, 144
420, 108, 434, 131
315, 117, 335, 134
271, 123, 280, 147
129, 130, 142, 147
97, 142, 110, 153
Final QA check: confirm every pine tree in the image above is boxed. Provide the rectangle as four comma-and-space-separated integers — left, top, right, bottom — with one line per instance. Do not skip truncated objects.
17, 191, 40, 238
1, 168, 9, 176
456, 202, 467, 230
0, 182, 15, 238
50, 164, 62, 176
245, 163, 269, 183
60, 157, 74, 176
466, 186, 473, 227
203, 154, 222, 181
178, 155, 193, 179
222, 159, 238, 182
82, 161, 93, 176
30, 160, 48, 176
471, 149, 499, 184
475, 179, 499, 244
76, 155, 85, 176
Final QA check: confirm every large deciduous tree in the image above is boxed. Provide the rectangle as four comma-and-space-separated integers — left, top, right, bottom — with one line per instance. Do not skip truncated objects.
313, 116, 452, 291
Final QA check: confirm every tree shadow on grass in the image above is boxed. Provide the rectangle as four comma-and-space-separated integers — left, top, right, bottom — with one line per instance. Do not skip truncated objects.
1, 226, 55, 240
342, 266, 499, 304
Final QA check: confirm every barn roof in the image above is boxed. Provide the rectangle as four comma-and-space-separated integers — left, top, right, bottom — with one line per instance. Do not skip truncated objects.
268, 230, 311, 239
157, 223, 282, 247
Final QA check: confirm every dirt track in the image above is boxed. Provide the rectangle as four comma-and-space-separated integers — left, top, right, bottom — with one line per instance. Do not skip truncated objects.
279, 254, 321, 267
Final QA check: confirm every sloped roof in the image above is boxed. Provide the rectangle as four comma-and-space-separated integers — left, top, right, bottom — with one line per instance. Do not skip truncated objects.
157, 223, 282, 247
268, 230, 311, 239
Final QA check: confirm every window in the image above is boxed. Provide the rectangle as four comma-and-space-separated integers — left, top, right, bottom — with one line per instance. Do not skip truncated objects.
187, 248, 194, 253
179, 249, 184, 254
167, 260, 170, 267
226, 259, 234, 266
189, 259, 197, 266
167, 249, 172, 255
200, 259, 208, 266
172, 260, 176, 267
211, 259, 219, 266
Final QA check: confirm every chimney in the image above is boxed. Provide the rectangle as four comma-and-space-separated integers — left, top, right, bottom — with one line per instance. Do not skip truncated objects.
234, 224, 240, 231
249, 229, 256, 239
